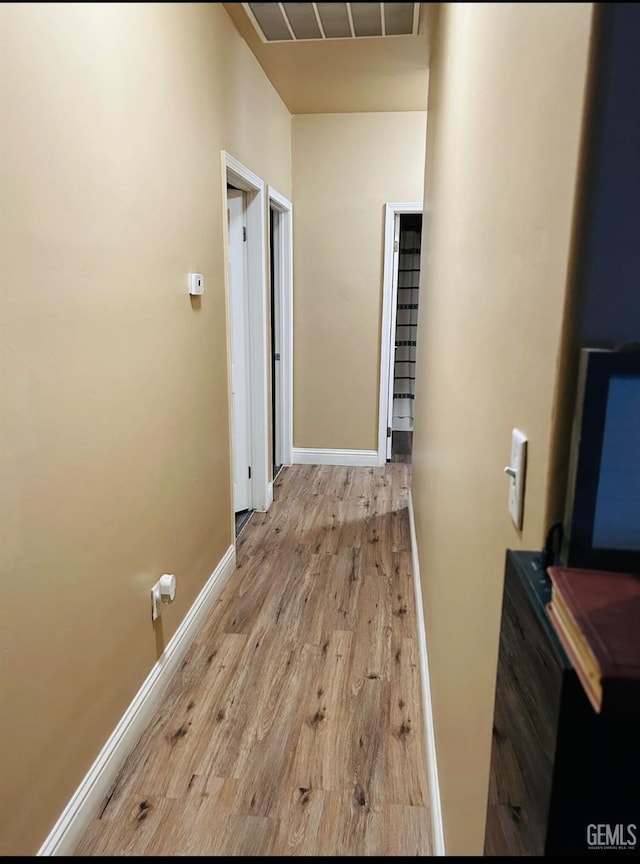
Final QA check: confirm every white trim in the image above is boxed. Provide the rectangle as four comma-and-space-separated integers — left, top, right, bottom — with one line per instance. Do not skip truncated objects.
407, 491, 445, 856
378, 202, 423, 466
386, 213, 401, 460
223, 152, 270, 512
266, 481, 274, 510
243, 2, 269, 43
346, 3, 356, 37
292, 447, 379, 467
412, 1, 420, 35
268, 185, 291, 213
312, 3, 326, 39
268, 186, 293, 469
277, 2, 297, 41
37, 546, 237, 857
224, 151, 264, 193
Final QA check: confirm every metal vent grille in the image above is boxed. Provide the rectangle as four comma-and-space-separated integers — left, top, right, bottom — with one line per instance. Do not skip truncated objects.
244, 3, 419, 42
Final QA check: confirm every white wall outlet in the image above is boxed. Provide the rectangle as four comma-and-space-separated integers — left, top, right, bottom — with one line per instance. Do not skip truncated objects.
188, 273, 204, 295
505, 428, 527, 530
151, 573, 177, 622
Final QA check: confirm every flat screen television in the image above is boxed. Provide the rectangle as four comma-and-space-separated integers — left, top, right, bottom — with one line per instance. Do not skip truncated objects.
561, 347, 640, 573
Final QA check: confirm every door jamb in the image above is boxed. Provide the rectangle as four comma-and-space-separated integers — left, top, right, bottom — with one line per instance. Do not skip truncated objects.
222, 151, 270, 513
378, 201, 423, 465
268, 186, 293, 469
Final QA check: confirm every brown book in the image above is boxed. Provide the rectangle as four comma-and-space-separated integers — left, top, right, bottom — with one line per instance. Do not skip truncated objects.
546, 599, 602, 711
546, 566, 640, 713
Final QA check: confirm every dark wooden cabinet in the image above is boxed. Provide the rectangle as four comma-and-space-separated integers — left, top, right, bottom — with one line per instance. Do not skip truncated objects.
485, 550, 640, 856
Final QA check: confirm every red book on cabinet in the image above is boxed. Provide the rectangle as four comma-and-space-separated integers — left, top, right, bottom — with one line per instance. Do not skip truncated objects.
546, 565, 640, 713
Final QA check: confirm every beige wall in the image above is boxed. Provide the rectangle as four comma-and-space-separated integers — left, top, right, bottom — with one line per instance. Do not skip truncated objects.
0, 3, 290, 855
411, 3, 593, 855
292, 112, 427, 451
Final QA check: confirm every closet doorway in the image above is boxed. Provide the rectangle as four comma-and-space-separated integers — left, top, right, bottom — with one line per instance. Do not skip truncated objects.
378, 202, 423, 464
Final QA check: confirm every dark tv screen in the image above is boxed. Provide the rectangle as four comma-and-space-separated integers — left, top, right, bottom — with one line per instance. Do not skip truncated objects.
563, 349, 640, 572
592, 375, 640, 551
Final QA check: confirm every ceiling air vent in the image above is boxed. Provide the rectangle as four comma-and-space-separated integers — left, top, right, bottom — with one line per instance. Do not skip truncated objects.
244, 3, 419, 43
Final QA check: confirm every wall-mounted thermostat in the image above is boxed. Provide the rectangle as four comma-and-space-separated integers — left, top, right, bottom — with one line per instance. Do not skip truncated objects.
188, 273, 204, 295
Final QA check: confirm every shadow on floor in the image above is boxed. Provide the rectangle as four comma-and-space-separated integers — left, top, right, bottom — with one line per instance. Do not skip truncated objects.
235, 509, 254, 537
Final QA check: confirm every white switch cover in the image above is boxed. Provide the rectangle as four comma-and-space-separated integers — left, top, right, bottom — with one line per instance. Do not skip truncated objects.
507, 428, 527, 530
188, 273, 204, 295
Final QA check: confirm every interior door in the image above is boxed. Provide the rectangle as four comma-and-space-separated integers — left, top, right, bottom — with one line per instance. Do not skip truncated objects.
227, 189, 251, 513
270, 206, 283, 473
386, 214, 401, 460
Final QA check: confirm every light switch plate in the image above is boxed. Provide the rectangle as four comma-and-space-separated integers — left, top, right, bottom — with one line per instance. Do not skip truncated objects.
508, 428, 527, 530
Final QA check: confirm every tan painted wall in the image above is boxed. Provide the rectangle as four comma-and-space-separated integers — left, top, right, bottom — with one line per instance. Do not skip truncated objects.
411, 4, 593, 855
292, 112, 427, 451
0, 3, 290, 855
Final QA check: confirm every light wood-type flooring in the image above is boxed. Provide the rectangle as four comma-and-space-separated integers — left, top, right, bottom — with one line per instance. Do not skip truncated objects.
75, 464, 432, 856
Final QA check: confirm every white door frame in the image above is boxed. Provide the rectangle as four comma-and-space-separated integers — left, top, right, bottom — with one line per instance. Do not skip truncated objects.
378, 202, 423, 465
268, 186, 293, 469
222, 151, 271, 512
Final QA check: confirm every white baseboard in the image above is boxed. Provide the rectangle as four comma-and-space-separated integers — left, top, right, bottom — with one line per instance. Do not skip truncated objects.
408, 491, 445, 856
37, 545, 237, 856
292, 447, 380, 467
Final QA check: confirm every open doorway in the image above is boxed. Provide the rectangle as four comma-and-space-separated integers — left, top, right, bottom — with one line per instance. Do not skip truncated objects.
222, 152, 271, 540
391, 212, 422, 462
378, 202, 423, 464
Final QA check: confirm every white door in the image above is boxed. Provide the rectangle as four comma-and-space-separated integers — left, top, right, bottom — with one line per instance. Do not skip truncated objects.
386, 214, 401, 460
271, 206, 283, 470
227, 189, 251, 513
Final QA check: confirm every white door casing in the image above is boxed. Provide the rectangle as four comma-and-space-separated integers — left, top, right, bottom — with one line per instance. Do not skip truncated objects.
378, 201, 423, 464
267, 185, 293, 469
222, 151, 270, 515
386, 214, 401, 461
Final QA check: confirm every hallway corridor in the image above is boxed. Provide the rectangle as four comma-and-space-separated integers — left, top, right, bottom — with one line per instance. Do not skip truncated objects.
74, 464, 432, 856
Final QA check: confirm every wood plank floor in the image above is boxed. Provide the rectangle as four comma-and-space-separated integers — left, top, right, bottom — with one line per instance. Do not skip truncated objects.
74, 464, 432, 856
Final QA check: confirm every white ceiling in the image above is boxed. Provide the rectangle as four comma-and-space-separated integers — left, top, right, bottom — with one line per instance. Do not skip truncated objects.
223, 2, 435, 114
